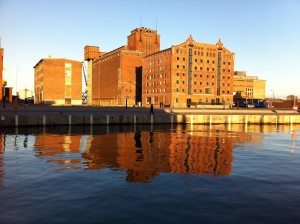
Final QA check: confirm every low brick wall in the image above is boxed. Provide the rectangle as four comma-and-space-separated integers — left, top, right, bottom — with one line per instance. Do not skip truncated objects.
1, 114, 300, 127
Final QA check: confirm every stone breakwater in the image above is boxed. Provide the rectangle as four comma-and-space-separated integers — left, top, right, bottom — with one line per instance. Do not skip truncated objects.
1, 110, 300, 127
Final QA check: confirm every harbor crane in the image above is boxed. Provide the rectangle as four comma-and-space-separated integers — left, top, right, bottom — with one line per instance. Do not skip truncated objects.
82, 61, 88, 104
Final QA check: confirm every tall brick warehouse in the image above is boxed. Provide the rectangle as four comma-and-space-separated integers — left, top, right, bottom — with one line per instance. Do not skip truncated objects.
34, 58, 82, 105
0, 48, 3, 99
143, 35, 235, 108
88, 27, 160, 106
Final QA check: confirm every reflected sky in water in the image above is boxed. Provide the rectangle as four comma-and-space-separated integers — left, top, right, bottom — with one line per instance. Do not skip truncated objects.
0, 124, 300, 223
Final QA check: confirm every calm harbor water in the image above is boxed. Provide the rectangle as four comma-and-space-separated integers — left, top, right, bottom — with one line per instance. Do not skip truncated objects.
0, 124, 300, 224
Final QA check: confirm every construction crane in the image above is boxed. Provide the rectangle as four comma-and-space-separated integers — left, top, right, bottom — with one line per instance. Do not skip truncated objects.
82, 61, 88, 104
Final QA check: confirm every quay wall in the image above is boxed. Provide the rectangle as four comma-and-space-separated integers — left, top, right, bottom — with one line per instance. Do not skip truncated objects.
1, 114, 300, 127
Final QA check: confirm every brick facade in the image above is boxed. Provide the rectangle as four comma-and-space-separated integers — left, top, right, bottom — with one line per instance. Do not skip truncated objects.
143, 36, 235, 108
0, 48, 3, 98
234, 71, 266, 100
34, 58, 82, 105
90, 27, 160, 106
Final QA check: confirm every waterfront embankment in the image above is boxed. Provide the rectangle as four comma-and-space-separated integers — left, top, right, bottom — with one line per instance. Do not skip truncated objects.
0, 105, 300, 127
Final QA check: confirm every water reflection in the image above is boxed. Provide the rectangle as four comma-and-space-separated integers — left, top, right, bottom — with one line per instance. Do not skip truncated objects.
1, 124, 299, 186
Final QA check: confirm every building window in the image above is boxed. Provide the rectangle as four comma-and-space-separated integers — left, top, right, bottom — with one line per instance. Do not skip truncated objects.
195, 59, 198, 62
200, 74, 203, 78
200, 67, 203, 70
177, 57, 180, 60
206, 74, 209, 78
182, 88, 185, 92
65, 63, 72, 97
200, 89, 202, 93
205, 88, 211, 94
182, 73, 185, 76
177, 65, 180, 68
146, 97, 151, 104
207, 67, 209, 71
183, 57, 186, 61
194, 74, 197, 77
176, 72, 179, 76
176, 88, 179, 92
212, 82, 214, 86
207, 60, 209, 63
194, 66, 197, 70
183, 65, 186, 69
176, 80, 179, 84
200, 81, 202, 85
182, 80, 185, 84
194, 88, 197, 93
206, 82, 209, 86
194, 81, 197, 85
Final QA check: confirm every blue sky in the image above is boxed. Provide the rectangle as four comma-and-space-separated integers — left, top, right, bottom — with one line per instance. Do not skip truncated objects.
1, 0, 300, 98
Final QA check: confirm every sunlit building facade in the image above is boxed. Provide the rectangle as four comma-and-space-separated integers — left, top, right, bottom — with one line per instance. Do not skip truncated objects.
0, 48, 3, 98
234, 71, 266, 100
34, 58, 82, 105
143, 35, 235, 108
90, 27, 160, 106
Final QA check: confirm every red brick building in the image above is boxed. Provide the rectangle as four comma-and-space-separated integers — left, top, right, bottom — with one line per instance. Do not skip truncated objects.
34, 58, 82, 105
143, 35, 235, 108
89, 27, 160, 106
0, 48, 3, 98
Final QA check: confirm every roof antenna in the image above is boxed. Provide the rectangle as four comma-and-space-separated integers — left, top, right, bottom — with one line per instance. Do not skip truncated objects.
140, 16, 142, 28
155, 19, 158, 44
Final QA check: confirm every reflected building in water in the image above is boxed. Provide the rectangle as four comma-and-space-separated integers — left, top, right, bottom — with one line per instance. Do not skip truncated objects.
30, 126, 266, 182
81, 128, 239, 182
34, 134, 83, 171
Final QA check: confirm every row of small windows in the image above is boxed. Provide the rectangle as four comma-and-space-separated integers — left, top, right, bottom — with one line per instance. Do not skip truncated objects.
148, 58, 166, 65
176, 64, 231, 72
175, 48, 233, 59
146, 73, 167, 80
146, 65, 167, 73
176, 57, 231, 66
146, 50, 170, 61
175, 97, 231, 104
175, 80, 230, 86
174, 88, 231, 94
145, 89, 166, 93
176, 49, 216, 57
146, 80, 167, 86
176, 72, 231, 79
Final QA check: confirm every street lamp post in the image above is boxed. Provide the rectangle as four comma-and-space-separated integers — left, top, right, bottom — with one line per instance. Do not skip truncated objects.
271, 90, 275, 101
